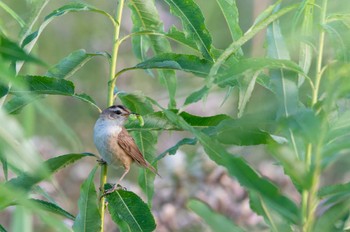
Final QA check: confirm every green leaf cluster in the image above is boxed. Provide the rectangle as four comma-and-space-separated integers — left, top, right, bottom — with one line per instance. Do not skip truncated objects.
2, 0, 350, 231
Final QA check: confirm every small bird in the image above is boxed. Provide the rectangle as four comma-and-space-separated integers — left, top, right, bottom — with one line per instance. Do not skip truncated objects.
93, 105, 158, 193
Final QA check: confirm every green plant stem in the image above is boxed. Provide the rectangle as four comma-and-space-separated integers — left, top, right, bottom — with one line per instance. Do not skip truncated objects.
100, 1, 125, 231
303, 1, 328, 231
107, 0, 125, 107
99, 163, 107, 232
311, 1, 327, 106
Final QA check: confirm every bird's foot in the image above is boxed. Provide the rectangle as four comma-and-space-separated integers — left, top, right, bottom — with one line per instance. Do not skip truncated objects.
97, 159, 107, 165
100, 184, 126, 199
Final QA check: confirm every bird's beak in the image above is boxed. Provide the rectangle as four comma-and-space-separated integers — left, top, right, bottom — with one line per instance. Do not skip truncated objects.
124, 112, 139, 117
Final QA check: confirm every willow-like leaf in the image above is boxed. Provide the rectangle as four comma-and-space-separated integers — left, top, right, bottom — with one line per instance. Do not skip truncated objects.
155, 137, 197, 162
0, 35, 43, 64
207, 3, 299, 88
163, 0, 213, 60
132, 53, 213, 77
164, 110, 299, 224
0, 1, 25, 27
105, 184, 156, 232
46, 49, 109, 79
5, 76, 99, 113
73, 166, 101, 232
128, 0, 177, 108
184, 86, 209, 106
215, 0, 243, 55
188, 199, 245, 232
22, 2, 115, 51
7, 153, 94, 192
30, 199, 75, 220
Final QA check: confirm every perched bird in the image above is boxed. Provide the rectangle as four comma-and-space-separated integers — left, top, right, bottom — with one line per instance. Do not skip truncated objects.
93, 105, 158, 193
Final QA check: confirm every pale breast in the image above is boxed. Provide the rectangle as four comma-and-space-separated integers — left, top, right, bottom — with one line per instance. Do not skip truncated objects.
93, 118, 122, 165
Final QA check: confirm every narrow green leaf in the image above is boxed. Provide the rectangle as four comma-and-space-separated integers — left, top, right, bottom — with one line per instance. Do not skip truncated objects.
163, 0, 213, 60
0, 84, 9, 99
0, 35, 43, 64
7, 153, 94, 191
30, 199, 75, 220
105, 184, 156, 232
0, 184, 71, 231
216, 58, 304, 88
212, 116, 271, 145
0, 156, 8, 181
267, 11, 298, 118
125, 112, 174, 131
128, 0, 165, 57
46, 49, 108, 79
126, 110, 231, 132
73, 166, 101, 232
133, 131, 157, 206
323, 110, 350, 162
179, 111, 231, 127
237, 71, 259, 117
249, 191, 292, 232
188, 199, 245, 232
4, 95, 43, 114
297, 0, 314, 85
73, 93, 100, 112
22, 3, 115, 50
318, 182, 350, 199
184, 86, 209, 106
284, 109, 321, 144
128, 0, 177, 108
215, 0, 243, 54
268, 143, 310, 190
133, 53, 213, 77
0, 1, 25, 27
155, 137, 197, 162
164, 110, 299, 224
6, 76, 99, 113
11, 75, 74, 95
0, 224, 6, 232
314, 199, 350, 232
324, 20, 350, 62
167, 26, 198, 51
207, 3, 299, 87
118, 91, 154, 115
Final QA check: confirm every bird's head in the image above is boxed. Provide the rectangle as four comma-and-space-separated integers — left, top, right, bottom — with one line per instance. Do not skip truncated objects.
100, 105, 135, 124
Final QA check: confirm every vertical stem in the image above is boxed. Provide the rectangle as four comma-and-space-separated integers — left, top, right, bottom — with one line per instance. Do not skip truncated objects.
99, 1, 125, 231
107, 0, 125, 107
303, 1, 328, 231
311, 0, 327, 106
99, 164, 108, 232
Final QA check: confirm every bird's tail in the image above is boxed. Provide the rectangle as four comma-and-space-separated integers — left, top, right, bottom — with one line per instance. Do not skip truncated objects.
145, 161, 161, 178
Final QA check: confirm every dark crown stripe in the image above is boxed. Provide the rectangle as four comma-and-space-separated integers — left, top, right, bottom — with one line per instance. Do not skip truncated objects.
109, 105, 130, 113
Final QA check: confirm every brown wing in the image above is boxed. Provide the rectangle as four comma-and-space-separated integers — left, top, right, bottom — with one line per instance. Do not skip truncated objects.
118, 127, 159, 176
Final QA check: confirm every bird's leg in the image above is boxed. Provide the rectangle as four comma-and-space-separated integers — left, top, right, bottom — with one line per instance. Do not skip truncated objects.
118, 166, 130, 183
100, 167, 130, 198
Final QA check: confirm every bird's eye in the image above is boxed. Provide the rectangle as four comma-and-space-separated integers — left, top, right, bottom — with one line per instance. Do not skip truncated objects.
115, 110, 122, 115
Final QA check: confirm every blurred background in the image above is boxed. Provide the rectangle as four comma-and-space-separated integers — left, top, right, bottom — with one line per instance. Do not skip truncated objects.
1, 0, 349, 231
